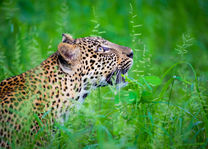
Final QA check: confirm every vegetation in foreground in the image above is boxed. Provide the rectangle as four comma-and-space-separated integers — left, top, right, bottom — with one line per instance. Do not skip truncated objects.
0, 0, 207, 148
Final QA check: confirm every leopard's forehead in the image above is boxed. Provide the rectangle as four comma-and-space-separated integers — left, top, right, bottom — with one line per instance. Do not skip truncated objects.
77, 36, 108, 45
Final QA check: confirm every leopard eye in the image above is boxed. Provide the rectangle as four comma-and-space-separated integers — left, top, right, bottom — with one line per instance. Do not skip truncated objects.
97, 47, 103, 52
96, 46, 110, 52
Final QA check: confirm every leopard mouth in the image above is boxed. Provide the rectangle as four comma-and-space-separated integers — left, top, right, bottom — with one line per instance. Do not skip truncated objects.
106, 68, 129, 85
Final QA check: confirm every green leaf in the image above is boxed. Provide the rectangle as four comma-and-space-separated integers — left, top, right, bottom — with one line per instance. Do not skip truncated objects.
114, 90, 139, 104
141, 90, 153, 102
128, 91, 137, 103
143, 76, 161, 86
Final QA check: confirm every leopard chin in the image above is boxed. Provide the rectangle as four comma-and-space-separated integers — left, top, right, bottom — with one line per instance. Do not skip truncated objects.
105, 68, 130, 86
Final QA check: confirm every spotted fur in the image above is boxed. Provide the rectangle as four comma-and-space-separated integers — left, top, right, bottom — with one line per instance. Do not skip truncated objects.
0, 34, 133, 148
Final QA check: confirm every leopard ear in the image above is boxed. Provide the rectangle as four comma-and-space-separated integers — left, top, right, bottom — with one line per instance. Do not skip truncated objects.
62, 33, 74, 44
58, 42, 80, 64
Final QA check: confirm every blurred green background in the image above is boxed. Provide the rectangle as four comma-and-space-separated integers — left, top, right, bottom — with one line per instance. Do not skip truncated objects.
0, 0, 208, 78
0, 0, 208, 148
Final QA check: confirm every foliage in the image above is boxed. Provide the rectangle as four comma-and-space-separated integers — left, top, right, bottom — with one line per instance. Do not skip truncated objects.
0, 0, 208, 148
175, 33, 194, 58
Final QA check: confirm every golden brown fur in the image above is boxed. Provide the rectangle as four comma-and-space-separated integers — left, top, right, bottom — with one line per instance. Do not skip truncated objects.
0, 34, 133, 148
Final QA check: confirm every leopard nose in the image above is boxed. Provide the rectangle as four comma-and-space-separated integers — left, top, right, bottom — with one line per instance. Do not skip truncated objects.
127, 51, 133, 59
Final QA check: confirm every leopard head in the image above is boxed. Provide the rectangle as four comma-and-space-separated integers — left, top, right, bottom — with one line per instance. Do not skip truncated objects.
58, 33, 133, 88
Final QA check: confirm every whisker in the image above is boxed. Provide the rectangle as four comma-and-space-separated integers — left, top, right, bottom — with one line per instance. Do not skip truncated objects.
106, 70, 116, 82
116, 70, 121, 84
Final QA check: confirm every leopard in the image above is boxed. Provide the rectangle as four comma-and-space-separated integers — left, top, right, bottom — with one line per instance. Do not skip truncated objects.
0, 33, 133, 148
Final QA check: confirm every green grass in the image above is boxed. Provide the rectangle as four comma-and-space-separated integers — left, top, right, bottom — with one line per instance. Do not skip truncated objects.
0, 0, 208, 148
